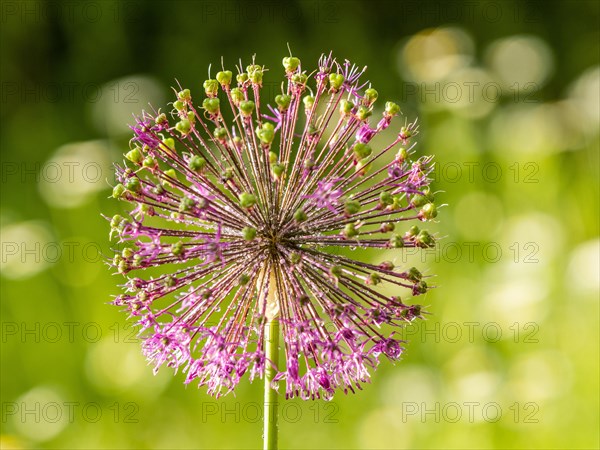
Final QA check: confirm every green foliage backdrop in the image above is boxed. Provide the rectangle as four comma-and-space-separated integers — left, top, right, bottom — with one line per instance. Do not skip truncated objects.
1, 1, 598, 448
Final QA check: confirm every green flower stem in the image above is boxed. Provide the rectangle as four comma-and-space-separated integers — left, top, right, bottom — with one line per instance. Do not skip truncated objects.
264, 317, 280, 450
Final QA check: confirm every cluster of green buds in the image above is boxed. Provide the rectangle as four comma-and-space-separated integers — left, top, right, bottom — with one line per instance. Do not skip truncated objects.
269, 151, 285, 181
410, 187, 437, 221
246, 64, 264, 86
405, 225, 435, 248
172, 89, 196, 135
378, 191, 404, 211
256, 122, 275, 146
275, 94, 292, 112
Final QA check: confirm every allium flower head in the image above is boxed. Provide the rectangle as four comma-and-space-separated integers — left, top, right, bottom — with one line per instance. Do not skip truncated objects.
107, 52, 439, 399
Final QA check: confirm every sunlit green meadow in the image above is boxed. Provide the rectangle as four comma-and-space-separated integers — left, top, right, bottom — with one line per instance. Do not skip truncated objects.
1, 1, 598, 448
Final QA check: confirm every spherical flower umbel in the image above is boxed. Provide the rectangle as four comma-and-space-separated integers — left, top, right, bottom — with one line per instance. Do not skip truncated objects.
107, 52, 439, 400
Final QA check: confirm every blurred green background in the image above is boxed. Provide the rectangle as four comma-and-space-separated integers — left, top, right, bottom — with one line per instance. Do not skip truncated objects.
1, 0, 598, 448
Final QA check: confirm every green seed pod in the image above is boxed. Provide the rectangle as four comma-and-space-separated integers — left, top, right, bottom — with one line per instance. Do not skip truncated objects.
395, 147, 408, 162
389, 233, 405, 248
163, 274, 176, 288
391, 195, 403, 210
216, 70, 233, 86
112, 183, 126, 199
249, 69, 263, 85
256, 123, 275, 145
400, 126, 413, 139
188, 155, 206, 173
303, 95, 315, 110
415, 230, 435, 248
344, 199, 361, 216
161, 138, 176, 153
221, 167, 234, 181
343, 223, 359, 238
178, 88, 191, 101
171, 240, 184, 256
406, 226, 420, 238
203, 97, 221, 115
356, 106, 372, 121
203, 79, 219, 97
139, 203, 153, 216
282, 56, 300, 72
231, 136, 243, 150
303, 158, 315, 170
355, 158, 372, 176
364, 88, 378, 104
239, 100, 255, 117
242, 226, 257, 241
239, 192, 257, 208
329, 73, 345, 90
246, 64, 261, 74
353, 143, 372, 159
113, 254, 123, 267
423, 187, 435, 202
178, 196, 196, 212
117, 260, 129, 274
125, 177, 141, 193
379, 191, 393, 206
366, 273, 381, 285
176, 119, 191, 135
407, 267, 422, 282
379, 261, 395, 271
380, 222, 395, 233
143, 156, 157, 169
164, 168, 177, 182
419, 203, 437, 220
410, 194, 428, 208
155, 113, 168, 125
275, 94, 292, 111
385, 101, 401, 117
294, 208, 307, 222
125, 147, 144, 164
271, 163, 285, 180
291, 73, 307, 85
340, 99, 354, 115
213, 127, 228, 140
110, 215, 125, 228
230, 87, 244, 105
413, 281, 428, 295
